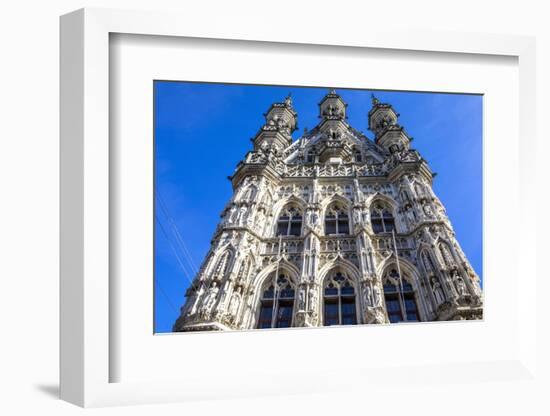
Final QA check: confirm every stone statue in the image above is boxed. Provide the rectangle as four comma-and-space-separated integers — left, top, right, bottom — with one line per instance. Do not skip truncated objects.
363, 284, 373, 307
423, 203, 433, 218
228, 291, 241, 316
373, 284, 382, 307
432, 278, 445, 305
308, 285, 318, 312
298, 288, 306, 311
203, 283, 219, 312
353, 209, 361, 225
454, 274, 467, 296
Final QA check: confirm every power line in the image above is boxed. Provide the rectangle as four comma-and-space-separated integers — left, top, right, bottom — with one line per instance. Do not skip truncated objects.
155, 277, 180, 315
155, 214, 194, 285
155, 191, 199, 274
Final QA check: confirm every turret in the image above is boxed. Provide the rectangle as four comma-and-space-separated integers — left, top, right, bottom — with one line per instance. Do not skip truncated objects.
319, 89, 347, 121
316, 90, 352, 163
368, 94, 411, 153
253, 95, 298, 153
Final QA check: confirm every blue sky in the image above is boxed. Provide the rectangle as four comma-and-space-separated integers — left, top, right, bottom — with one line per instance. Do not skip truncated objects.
154, 81, 483, 333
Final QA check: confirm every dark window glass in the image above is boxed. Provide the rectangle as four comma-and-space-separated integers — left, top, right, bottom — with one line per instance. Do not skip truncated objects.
323, 273, 357, 326
341, 299, 357, 325
258, 302, 273, 328
289, 216, 302, 236
383, 219, 395, 232
341, 285, 354, 295
279, 287, 295, 299
385, 293, 403, 323
338, 216, 349, 234
372, 219, 384, 234
325, 218, 337, 235
384, 284, 396, 293
324, 300, 339, 326
406, 312, 419, 321
384, 281, 419, 324
276, 301, 294, 328
325, 286, 338, 296
277, 218, 289, 236
277, 210, 302, 236
263, 286, 275, 299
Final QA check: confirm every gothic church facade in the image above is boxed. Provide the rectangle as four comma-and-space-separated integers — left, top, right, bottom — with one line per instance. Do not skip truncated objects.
173, 90, 483, 332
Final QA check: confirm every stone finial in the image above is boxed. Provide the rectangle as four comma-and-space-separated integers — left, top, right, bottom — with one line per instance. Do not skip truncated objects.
284, 93, 293, 107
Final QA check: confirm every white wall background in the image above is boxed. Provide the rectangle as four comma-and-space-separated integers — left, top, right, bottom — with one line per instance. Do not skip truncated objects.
0, 1, 548, 414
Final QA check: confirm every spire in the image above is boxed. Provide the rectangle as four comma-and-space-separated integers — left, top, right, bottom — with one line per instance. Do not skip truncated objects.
252, 96, 298, 152
368, 97, 410, 153
319, 89, 347, 120
284, 93, 293, 108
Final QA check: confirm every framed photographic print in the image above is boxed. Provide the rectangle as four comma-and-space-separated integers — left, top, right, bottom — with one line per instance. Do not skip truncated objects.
60, 7, 538, 409
154, 82, 484, 335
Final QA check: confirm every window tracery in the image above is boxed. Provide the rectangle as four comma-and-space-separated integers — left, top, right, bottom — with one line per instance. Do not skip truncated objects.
276, 206, 303, 237
370, 202, 395, 234
324, 203, 350, 235
383, 269, 419, 323
257, 273, 295, 329
323, 271, 357, 326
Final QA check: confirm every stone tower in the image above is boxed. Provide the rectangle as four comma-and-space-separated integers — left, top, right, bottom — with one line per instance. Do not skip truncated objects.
173, 90, 483, 332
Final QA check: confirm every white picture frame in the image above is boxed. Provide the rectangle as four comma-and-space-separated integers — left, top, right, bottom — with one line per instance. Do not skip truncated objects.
60, 8, 538, 408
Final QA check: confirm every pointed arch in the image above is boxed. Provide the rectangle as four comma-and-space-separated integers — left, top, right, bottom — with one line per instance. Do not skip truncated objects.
321, 195, 352, 235
436, 239, 456, 268
238, 183, 257, 202
260, 187, 274, 206
377, 256, 426, 322
320, 193, 351, 212
274, 203, 304, 237
365, 192, 398, 210
367, 194, 398, 234
252, 260, 301, 329
236, 254, 255, 284
211, 247, 235, 280
418, 248, 437, 275
317, 258, 361, 326
317, 257, 361, 286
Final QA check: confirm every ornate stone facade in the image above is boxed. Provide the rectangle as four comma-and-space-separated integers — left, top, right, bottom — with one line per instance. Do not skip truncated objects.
173, 91, 483, 332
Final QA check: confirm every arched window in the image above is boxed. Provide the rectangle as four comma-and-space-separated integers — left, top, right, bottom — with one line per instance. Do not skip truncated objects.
370, 203, 395, 234
354, 150, 363, 162
325, 204, 349, 235
323, 272, 357, 326
383, 269, 419, 323
257, 274, 295, 329
305, 150, 315, 163
276, 206, 302, 237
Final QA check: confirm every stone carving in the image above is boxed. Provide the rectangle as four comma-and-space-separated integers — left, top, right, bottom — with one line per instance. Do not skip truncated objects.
228, 290, 241, 317
373, 284, 383, 307
363, 283, 373, 308
298, 287, 306, 311
202, 283, 220, 313
431, 277, 445, 305
453, 272, 467, 296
